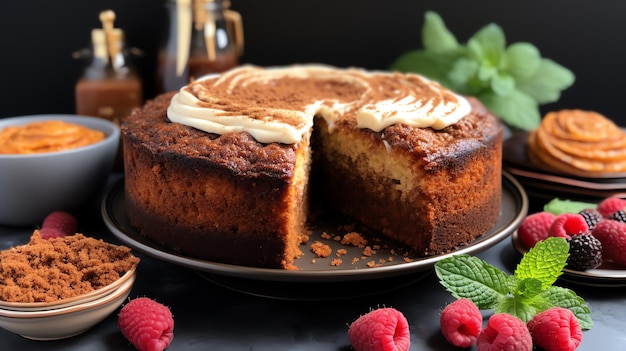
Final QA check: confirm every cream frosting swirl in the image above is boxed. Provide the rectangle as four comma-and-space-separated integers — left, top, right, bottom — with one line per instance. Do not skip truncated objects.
167, 65, 471, 144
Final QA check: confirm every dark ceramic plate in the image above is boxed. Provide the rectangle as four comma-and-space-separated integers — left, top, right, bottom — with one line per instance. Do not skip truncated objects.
102, 172, 527, 293
503, 131, 626, 180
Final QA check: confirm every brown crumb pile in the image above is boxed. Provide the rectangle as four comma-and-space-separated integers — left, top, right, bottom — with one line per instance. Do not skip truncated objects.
341, 232, 368, 248
0, 231, 140, 303
310, 241, 332, 258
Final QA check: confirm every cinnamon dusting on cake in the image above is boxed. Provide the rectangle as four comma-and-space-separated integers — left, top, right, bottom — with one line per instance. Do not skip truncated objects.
169, 65, 472, 145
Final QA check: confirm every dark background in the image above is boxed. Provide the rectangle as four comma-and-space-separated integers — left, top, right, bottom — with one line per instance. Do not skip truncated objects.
1, 0, 625, 125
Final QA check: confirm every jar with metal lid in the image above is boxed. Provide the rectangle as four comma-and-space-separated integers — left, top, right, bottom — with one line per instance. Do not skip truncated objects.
156, 0, 244, 93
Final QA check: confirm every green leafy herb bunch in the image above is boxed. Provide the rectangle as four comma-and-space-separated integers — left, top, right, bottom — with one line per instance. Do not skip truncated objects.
390, 11, 575, 131
434, 237, 593, 330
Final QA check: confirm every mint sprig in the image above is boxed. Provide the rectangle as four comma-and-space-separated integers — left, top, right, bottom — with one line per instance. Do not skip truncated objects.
390, 11, 575, 131
434, 237, 593, 329
543, 198, 597, 215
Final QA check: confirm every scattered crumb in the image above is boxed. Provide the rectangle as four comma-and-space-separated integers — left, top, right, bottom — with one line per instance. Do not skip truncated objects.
310, 241, 332, 258
304, 218, 417, 269
341, 232, 368, 248
300, 233, 310, 244
362, 246, 375, 257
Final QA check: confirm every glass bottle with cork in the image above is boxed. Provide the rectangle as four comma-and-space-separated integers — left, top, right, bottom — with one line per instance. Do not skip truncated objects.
156, 0, 244, 93
75, 10, 143, 126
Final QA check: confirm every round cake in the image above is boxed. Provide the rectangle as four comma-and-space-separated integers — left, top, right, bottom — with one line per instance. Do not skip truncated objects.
122, 65, 503, 269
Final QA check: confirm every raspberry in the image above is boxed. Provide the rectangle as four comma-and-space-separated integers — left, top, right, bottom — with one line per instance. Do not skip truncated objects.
609, 209, 626, 223
476, 313, 532, 351
440, 299, 482, 348
41, 211, 78, 237
597, 197, 626, 218
517, 212, 556, 248
566, 234, 602, 271
548, 213, 589, 239
591, 220, 626, 266
527, 307, 582, 351
38, 227, 67, 239
348, 307, 410, 351
578, 208, 603, 230
118, 297, 174, 351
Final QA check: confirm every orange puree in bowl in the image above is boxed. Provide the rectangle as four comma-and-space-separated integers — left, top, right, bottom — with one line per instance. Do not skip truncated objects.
0, 120, 105, 154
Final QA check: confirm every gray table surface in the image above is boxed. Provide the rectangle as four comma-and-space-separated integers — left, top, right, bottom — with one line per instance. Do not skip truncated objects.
0, 175, 624, 351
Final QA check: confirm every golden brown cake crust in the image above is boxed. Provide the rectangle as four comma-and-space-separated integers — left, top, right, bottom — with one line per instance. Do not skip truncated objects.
123, 92, 298, 181
122, 93, 309, 268
124, 94, 499, 178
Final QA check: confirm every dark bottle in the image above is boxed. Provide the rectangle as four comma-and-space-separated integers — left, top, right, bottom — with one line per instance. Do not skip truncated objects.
156, 0, 244, 93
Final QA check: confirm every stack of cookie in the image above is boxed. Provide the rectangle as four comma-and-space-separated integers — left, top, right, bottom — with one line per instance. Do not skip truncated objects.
528, 110, 626, 176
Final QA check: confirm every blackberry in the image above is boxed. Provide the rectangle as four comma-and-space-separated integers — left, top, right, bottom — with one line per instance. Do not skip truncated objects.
566, 234, 602, 271
609, 209, 626, 223
578, 208, 603, 230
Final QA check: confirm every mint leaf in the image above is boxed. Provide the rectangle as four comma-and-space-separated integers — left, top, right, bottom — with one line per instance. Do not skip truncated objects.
497, 277, 552, 323
435, 238, 593, 329
466, 23, 506, 66
422, 11, 459, 52
517, 58, 575, 104
541, 286, 593, 330
495, 294, 546, 323
543, 198, 597, 215
516, 277, 544, 299
434, 255, 509, 309
448, 58, 480, 94
504, 42, 541, 80
490, 72, 515, 96
389, 11, 575, 131
515, 237, 569, 289
477, 89, 540, 130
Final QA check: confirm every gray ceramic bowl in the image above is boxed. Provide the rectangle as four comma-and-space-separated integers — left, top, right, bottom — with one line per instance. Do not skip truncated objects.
0, 115, 119, 227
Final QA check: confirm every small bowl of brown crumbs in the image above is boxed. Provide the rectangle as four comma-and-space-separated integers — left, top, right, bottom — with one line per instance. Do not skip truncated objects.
0, 230, 140, 340
0, 270, 136, 340
0, 267, 136, 312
